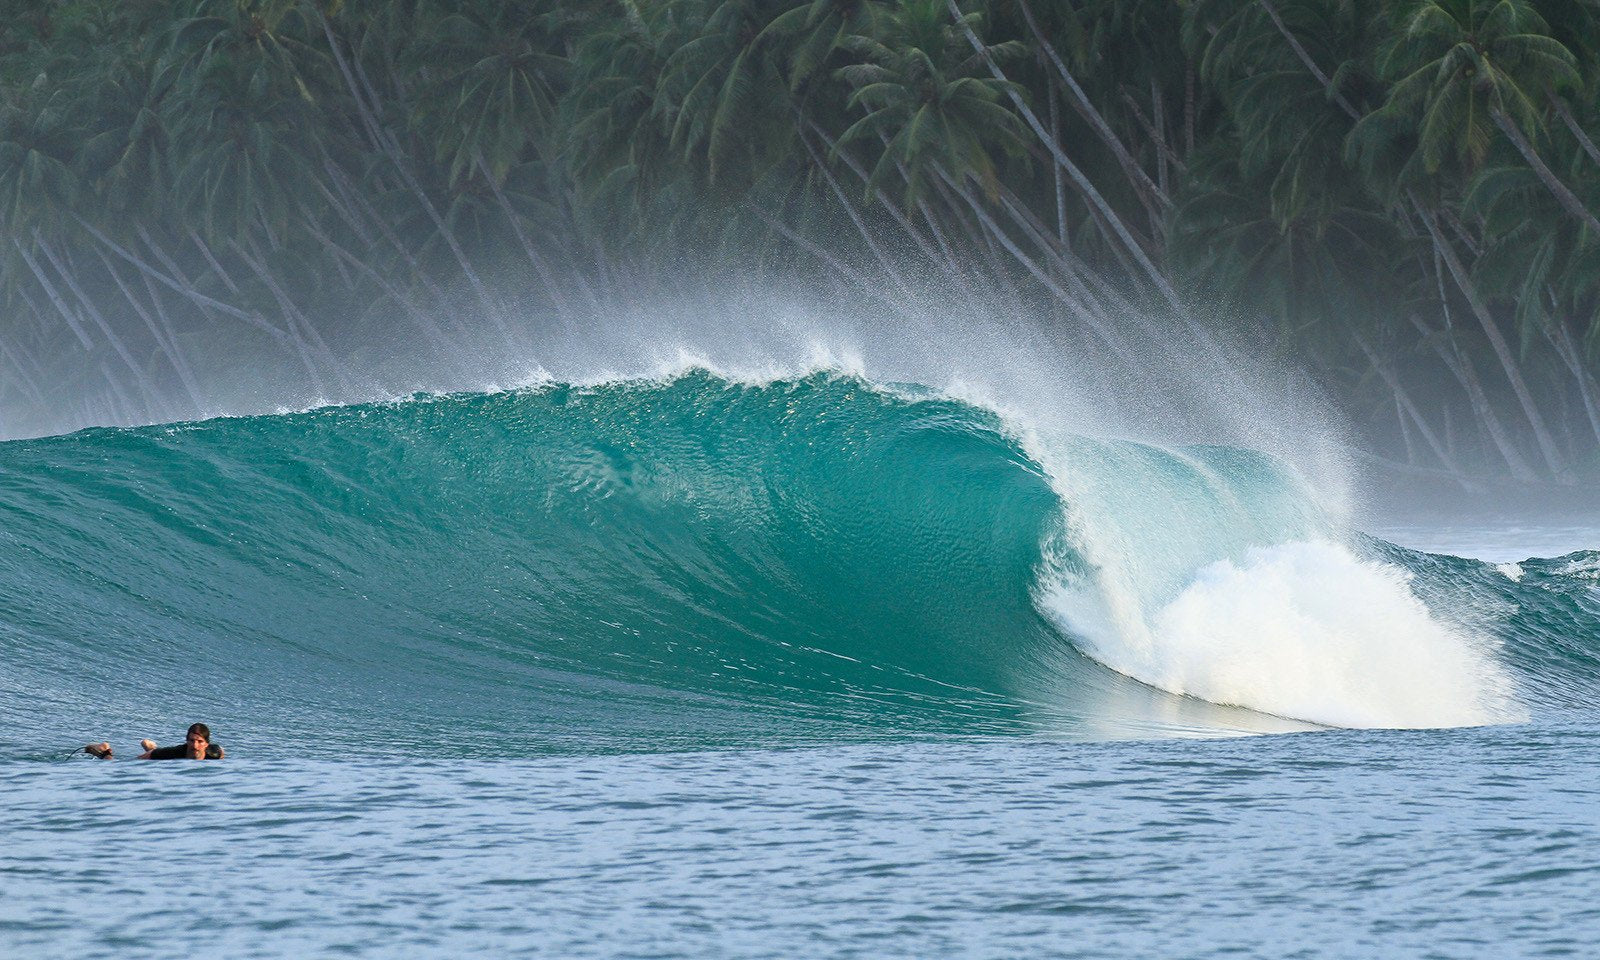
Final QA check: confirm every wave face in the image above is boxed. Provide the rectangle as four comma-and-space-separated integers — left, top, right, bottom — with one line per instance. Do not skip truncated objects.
0, 372, 1589, 756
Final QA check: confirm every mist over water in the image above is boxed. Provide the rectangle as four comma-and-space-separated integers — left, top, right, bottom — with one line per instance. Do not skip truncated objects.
5, 277, 1349, 473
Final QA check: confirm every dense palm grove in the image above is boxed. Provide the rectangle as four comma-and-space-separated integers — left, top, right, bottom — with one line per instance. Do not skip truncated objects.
2, 0, 1599, 484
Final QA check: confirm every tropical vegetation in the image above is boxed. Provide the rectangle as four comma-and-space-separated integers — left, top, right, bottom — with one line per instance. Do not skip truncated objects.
3, 0, 1599, 485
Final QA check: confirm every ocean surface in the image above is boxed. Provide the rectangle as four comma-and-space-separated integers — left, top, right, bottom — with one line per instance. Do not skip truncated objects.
2, 371, 1597, 958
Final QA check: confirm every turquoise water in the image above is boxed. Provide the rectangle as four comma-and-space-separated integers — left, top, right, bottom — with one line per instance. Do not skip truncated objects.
2, 372, 1597, 957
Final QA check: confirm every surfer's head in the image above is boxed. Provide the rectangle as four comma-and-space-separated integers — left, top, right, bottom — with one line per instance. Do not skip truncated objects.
185, 723, 211, 760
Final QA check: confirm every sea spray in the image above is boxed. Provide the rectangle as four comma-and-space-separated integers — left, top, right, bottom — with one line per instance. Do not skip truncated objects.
1024, 430, 1524, 728
1041, 541, 1521, 728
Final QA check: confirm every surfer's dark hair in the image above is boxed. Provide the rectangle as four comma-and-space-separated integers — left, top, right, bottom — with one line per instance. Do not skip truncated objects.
187, 723, 211, 740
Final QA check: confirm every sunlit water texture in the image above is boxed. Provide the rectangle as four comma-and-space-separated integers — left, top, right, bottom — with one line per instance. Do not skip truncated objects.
6, 729, 1600, 959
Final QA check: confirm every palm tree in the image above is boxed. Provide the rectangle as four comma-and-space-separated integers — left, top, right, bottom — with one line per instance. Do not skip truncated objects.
833, 0, 1028, 207
1468, 158, 1600, 446
561, 3, 674, 243
403, 0, 595, 315
1014, 0, 1172, 222
1358, 0, 1595, 230
1171, 150, 1408, 358
0, 86, 78, 238
407, 0, 567, 188
159, 0, 330, 244
760, 0, 877, 95
651, 0, 795, 187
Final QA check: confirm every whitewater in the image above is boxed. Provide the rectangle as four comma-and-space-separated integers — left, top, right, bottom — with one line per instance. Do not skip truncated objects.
2, 341, 1597, 957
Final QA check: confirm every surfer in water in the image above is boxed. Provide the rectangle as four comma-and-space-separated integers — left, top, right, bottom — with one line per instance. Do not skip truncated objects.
84, 723, 224, 760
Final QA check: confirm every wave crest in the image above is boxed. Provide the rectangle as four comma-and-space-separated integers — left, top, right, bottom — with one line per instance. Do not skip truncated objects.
0, 369, 1545, 752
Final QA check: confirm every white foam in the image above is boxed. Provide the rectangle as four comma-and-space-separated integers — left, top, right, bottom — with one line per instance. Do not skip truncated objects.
1558, 555, 1600, 580
1042, 540, 1523, 729
1495, 562, 1524, 582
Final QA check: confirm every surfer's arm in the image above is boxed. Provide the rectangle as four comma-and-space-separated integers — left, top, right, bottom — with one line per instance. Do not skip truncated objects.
136, 740, 225, 759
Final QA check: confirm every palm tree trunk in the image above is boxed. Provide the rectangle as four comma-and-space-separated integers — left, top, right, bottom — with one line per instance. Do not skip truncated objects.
797, 131, 920, 302
1490, 107, 1600, 235
742, 202, 918, 318
135, 227, 330, 384
865, 121, 1009, 292
1185, 64, 1196, 154
948, 0, 1178, 305
1438, 208, 1482, 256
1408, 313, 1536, 482
295, 207, 474, 380
314, 10, 388, 153
216, 238, 333, 393
473, 151, 586, 327
383, 144, 509, 336
935, 166, 1133, 358
97, 363, 142, 425
186, 230, 243, 295
316, 7, 506, 330
992, 183, 1141, 321
1542, 308, 1600, 446
1548, 89, 1600, 167
1417, 203, 1571, 479
94, 247, 208, 411
12, 284, 52, 344
812, 122, 941, 262
3, 283, 52, 366
930, 172, 1028, 309
1120, 85, 1188, 180
12, 239, 95, 349
49, 235, 159, 394
1016, 0, 1168, 216
808, 119, 982, 303
310, 165, 376, 249
1047, 78, 1069, 245
0, 335, 49, 409
1151, 78, 1171, 195
75, 219, 265, 336
1258, 0, 1361, 120
1354, 333, 1467, 478
136, 269, 183, 347
916, 199, 973, 286
317, 156, 454, 313
1395, 391, 1420, 466
233, 235, 361, 395
992, 186, 1135, 336
875, 131, 1003, 297
502, 134, 609, 308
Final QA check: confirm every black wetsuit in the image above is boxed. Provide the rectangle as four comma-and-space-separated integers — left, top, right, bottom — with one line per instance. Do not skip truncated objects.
146, 744, 223, 759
